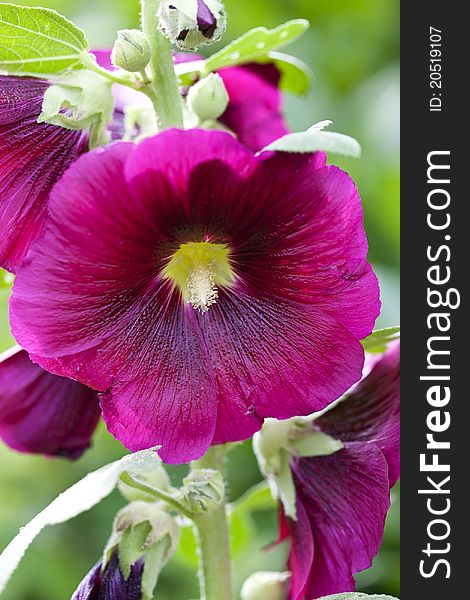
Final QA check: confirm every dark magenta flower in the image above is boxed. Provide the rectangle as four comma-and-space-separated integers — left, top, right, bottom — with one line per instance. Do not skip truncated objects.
0, 76, 89, 273
0, 347, 100, 459
278, 342, 400, 599
217, 62, 289, 152
72, 552, 144, 600
11, 128, 380, 464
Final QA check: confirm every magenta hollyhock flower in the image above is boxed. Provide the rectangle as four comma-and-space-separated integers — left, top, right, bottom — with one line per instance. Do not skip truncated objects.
217, 62, 289, 152
72, 553, 144, 600
11, 128, 380, 464
280, 342, 400, 600
0, 347, 100, 459
0, 76, 89, 273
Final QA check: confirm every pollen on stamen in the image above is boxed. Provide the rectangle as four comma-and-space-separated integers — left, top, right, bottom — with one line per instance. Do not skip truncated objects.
187, 265, 219, 314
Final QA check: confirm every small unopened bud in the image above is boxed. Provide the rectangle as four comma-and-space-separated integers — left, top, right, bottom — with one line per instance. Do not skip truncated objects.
241, 571, 290, 600
187, 73, 229, 121
180, 468, 224, 514
111, 29, 151, 72
118, 463, 171, 503
158, 0, 227, 50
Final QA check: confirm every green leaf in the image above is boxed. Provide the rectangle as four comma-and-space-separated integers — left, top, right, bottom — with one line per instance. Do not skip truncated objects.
228, 482, 276, 557
361, 327, 400, 354
318, 594, 399, 600
175, 50, 312, 95
204, 19, 309, 73
268, 51, 312, 95
263, 121, 361, 157
0, 3, 88, 76
0, 269, 14, 352
0, 448, 161, 593
229, 482, 275, 517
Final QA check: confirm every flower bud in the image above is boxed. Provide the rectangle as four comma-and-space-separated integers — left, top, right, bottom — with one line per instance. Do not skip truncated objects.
71, 552, 144, 599
158, 0, 227, 50
80, 502, 180, 600
241, 571, 290, 600
179, 468, 225, 514
118, 462, 171, 503
111, 29, 151, 72
113, 502, 180, 573
187, 73, 229, 121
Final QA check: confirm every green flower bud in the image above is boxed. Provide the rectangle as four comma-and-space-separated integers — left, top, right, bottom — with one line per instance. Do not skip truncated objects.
241, 571, 290, 600
118, 463, 171, 503
179, 468, 225, 515
187, 73, 229, 121
111, 29, 151, 72
158, 0, 227, 50
109, 502, 180, 600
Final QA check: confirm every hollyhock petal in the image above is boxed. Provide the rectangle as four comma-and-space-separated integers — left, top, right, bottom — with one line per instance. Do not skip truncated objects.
288, 443, 390, 599
280, 498, 314, 600
126, 127, 253, 200
99, 302, 218, 464
0, 76, 88, 272
11, 143, 139, 360
72, 553, 144, 600
205, 292, 365, 443
246, 153, 380, 339
219, 63, 289, 151
0, 348, 100, 459
71, 562, 101, 599
316, 342, 400, 485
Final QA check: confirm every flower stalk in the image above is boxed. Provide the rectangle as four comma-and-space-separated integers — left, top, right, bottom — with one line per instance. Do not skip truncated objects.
191, 446, 233, 600
141, 0, 184, 129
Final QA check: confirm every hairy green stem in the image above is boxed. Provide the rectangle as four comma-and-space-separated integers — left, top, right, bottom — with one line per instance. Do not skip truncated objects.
119, 472, 193, 519
141, 0, 184, 129
81, 53, 140, 90
192, 446, 233, 600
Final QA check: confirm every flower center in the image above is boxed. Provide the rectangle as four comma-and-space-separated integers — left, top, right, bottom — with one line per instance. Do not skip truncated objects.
163, 242, 234, 314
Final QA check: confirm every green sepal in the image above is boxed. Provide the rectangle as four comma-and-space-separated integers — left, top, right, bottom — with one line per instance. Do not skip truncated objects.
38, 70, 114, 148
179, 468, 225, 515
290, 430, 343, 458
110, 501, 180, 600
262, 120, 361, 157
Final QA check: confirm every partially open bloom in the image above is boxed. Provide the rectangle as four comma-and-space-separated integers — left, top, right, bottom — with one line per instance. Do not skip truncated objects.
11, 128, 380, 464
0, 347, 100, 459
158, 0, 227, 50
72, 552, 144, 600
0, 76, 89, 272
259, 342, 400, 600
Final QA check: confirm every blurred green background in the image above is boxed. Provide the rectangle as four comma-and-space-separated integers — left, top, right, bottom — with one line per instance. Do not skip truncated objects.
0, 0, 400, 598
